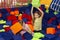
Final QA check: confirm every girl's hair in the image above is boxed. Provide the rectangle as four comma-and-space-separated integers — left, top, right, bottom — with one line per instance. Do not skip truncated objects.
33, 11, 42, 17
33, 11, 42, 23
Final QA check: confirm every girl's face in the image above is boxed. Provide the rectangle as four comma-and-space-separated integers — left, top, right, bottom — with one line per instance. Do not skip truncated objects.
34, 13, 40, 19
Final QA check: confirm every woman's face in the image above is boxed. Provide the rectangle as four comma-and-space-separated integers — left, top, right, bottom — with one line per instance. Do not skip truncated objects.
34, 13, 40, 18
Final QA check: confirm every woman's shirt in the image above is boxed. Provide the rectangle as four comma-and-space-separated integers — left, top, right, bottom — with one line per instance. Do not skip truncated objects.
34, 17, 42, 31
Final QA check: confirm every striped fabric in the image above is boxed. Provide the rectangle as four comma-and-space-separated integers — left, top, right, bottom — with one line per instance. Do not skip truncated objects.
50, 0, 60, 12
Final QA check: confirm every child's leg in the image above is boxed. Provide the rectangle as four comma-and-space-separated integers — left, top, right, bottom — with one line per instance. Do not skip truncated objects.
20, 30, 26, 36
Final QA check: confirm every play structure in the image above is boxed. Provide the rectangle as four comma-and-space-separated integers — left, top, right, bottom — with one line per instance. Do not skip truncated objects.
0, 0, 60, 40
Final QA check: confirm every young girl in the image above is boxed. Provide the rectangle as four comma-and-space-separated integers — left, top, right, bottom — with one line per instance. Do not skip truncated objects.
31, 7, 45, 39
31, 7, 44, 32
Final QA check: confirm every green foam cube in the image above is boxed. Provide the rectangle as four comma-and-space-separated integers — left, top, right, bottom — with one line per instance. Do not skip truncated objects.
0, 20, 6, 24
54, 11, 58, 15
32, 0, 40, 8
0, 29, 5, 32
32, 38, 41, 40
46, 9, 49, 13
33, 32, 45, 39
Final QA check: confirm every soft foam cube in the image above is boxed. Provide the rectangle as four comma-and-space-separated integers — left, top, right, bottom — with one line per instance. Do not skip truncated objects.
32, 0, 40, 8
10, 22, 23, 35
0, 29, 5, 32
14, 10, 19, 15
46, 27, 56, 34
33, 32, 45, 39
40, 0, 52, 9
18, 14, 22, 21
32, 38, 41, 40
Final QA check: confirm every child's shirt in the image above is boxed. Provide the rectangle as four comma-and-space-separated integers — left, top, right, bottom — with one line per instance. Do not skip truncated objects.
34, 17, 42, 31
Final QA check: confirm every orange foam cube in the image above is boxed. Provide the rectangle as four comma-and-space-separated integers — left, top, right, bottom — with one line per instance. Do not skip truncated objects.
10, 11, 15, 15
10, 22, 23, 35
40, 0, 52, 9
14, 10, 19, 15
18, 14, 22, 21
46, 27, 56, 35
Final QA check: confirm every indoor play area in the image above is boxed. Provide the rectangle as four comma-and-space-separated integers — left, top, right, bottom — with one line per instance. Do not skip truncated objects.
0, 0, 60, 40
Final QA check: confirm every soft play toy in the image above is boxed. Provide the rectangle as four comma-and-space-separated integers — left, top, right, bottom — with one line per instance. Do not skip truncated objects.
4, 27, 10, 32
46, 27, 56, 35
32, 32, 45, 40
3, 25, 10, 32
14, 10, 19, 16
32, 38, 41, 40
54, 11, 58, 15
32, 0, 40, 8
57, 23, 60, 29
46, 9, 49, 13
3, 25, 10, 28
10, 22, 23, 35
10, 11, 15, 15
40, 0, 52, 9
0, 29, 5, 32
12, 20, 18, 25
10, 10, 19, 16
18, 14, 22, 21
7, 15, 17, 21
22, 13, 32, 21
0, 20, 6, 24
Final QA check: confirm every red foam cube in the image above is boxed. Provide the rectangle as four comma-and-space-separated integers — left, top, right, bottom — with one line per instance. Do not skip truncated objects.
12, 20, 18, 25
7, 15, 17, 21
5, 27, 10, 32
57, 24, 60, 29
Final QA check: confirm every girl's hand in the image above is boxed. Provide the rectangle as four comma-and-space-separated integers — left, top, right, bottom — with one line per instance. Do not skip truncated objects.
31, 32, 34, 36
37, 7, 44, 17
20, 30, 26, 36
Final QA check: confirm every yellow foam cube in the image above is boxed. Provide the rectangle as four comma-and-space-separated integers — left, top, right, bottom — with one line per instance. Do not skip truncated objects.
40, 0, 52, 9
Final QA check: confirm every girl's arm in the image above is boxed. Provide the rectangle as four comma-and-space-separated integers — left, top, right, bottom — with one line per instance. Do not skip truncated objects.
31, 6, 34, 25
37, 8, 44, 17
31, 6, 34, 19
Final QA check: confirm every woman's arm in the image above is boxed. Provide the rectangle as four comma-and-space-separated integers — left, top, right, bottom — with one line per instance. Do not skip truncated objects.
37, 8, 44, 17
